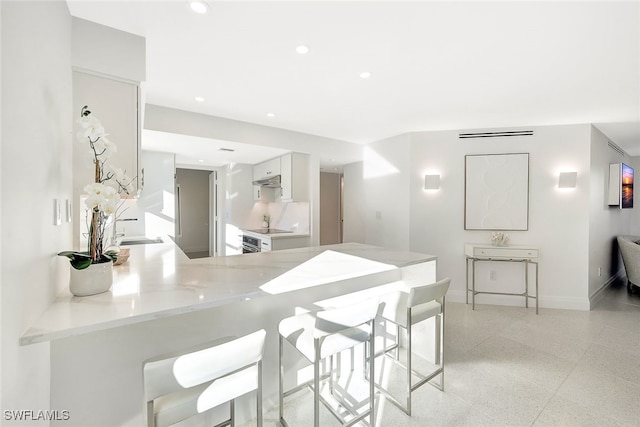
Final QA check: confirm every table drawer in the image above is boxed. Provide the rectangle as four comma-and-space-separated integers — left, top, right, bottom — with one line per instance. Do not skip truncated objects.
472, 247, 538, 259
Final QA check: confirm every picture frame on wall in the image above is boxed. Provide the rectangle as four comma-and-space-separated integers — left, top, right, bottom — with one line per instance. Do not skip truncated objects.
464, 153, 530, 230
608, 162, 634, 209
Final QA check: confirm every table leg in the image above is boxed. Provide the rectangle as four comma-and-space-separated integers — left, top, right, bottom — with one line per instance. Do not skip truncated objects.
535, 262, 539, 315
525, 260, 529, 309
465, 258, 469, 305
472, 259, 476, 310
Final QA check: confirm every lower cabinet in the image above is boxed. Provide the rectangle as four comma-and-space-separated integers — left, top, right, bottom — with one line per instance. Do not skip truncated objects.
261, 236, 310, 252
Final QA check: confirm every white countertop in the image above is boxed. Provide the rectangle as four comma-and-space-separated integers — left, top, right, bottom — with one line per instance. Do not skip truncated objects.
21, 239, 435, 345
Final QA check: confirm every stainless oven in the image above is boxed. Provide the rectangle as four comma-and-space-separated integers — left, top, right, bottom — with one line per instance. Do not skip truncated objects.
242, 234, 261, 254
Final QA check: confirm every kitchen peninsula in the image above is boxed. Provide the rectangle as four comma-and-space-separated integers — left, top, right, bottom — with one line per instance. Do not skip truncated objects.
25, 238, 436, 426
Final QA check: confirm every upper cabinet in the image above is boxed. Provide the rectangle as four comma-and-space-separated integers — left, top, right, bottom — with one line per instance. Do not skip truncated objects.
72, 70, 141, 196
280, 153, 309, 202
252, 153, 309, 202
253, 157, 281, 181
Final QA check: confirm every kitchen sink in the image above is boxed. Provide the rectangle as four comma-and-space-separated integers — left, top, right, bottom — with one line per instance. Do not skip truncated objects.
120, 237, 164, 246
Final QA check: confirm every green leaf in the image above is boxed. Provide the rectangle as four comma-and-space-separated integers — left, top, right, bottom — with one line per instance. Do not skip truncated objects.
70, 258, 93, 270
103, 250, 119, 262
57, 251, 92, 270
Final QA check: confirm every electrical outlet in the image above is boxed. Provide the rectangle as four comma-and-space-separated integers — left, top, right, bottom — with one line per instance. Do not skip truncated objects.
598, 267, 602, 277
490, 270, 497, 281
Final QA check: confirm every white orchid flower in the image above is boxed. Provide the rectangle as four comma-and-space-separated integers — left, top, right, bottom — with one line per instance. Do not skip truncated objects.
83, 183, 119, 213
109, 166, 126, 181
99, 194, 120, 215
77, 114, 105, 142
92, 139, 106, 155
63, 106, 138, 266
101, 137, 117, 159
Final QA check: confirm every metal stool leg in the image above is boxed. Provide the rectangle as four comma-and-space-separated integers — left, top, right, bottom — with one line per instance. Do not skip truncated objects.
279, 335, 284, 425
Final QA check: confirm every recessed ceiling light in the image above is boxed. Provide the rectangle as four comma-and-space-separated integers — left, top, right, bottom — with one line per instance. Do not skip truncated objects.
266, 113, 276, 118
194, 96, 205, 102
188, 0, 208, 14
296, 45, 310, 54
198, 159, 204, 163
359, 71, 372, 79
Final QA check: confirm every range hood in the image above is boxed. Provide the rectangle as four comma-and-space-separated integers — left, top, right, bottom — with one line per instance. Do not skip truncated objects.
252, 174, 281, 188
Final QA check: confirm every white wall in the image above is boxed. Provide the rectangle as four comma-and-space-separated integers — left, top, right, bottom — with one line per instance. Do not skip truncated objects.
1, 0, 72, 420
72, 17, 145, 82
224, 163, 257, 255
342, 161, 366, 244
411, 125, 593, 309
346, 124, 598, 310
138, 150, 176, 237
0, 1, 3, 406
360, 134, 412, 250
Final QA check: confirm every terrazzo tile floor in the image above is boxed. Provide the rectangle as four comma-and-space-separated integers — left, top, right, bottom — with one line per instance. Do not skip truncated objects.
242, 279, 640, 426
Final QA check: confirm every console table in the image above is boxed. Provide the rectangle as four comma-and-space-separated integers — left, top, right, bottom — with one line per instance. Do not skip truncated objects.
465, 243, 539, 314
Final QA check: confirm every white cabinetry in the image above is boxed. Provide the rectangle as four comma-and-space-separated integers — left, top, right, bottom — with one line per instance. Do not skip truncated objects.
253, 157, 281, 181
260, 235, 310, 252
272, 236, 310, 251
73, 71, 141, 193
280, 153, 309, 201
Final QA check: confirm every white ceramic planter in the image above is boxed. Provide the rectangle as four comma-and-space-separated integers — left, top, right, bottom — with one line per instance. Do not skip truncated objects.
69, 262, 113, 296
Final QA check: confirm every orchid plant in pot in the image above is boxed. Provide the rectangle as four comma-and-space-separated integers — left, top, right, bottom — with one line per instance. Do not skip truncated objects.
58, 106, 135, 296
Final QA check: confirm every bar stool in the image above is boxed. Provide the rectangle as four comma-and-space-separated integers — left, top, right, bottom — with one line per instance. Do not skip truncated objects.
278, 299, 379, 427
143, 329, 266, 427
376, 278, 450, 415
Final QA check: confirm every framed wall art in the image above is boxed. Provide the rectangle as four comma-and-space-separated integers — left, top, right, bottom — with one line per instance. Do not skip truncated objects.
608, 162, 634, 209
465, 153, 529, 230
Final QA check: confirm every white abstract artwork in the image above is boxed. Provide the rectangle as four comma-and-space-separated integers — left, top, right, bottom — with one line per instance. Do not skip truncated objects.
465, 153, 529, 230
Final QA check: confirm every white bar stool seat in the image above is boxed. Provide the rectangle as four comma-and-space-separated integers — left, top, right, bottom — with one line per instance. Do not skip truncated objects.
278, 299, 379, 427
143, 329, 266, 427
376, 278, 450, 415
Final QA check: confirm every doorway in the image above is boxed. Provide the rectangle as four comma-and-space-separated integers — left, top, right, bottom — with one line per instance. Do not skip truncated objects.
175, 168, 218, 258
320, 172, 343, 245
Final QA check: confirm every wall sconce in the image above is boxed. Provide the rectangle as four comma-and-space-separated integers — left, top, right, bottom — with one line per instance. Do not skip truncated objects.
558, 172, 577, 188
424, 174, 440, 190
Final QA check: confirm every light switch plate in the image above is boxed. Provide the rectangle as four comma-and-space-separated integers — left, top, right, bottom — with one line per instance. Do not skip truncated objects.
53, 199, 61, 226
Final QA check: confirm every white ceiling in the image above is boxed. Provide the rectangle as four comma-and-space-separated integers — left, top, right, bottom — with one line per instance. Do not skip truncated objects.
67, 0, 640, 166
143, 129, 289, 168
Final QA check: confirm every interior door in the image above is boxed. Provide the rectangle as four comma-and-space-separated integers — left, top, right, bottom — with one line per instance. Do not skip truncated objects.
209, 171, 218, 257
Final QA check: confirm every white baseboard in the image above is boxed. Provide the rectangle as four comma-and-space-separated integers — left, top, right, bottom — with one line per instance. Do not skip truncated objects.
589, 269, 625, 309
448, 269, 626, 312
446, 290, 590, 311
